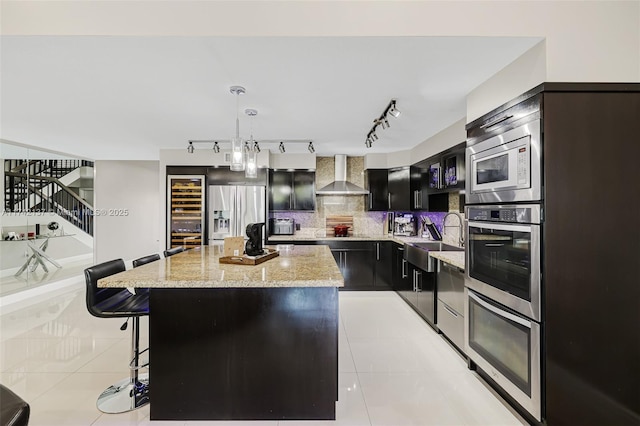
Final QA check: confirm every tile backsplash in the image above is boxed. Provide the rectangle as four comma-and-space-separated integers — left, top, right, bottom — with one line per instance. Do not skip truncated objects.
270, 156, 464, 242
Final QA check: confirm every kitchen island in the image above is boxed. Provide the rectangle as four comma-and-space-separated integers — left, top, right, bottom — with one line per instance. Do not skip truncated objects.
99, 245, 343, 421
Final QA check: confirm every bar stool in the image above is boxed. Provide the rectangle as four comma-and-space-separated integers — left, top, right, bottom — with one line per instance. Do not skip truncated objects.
84, 259, 149, 413
163, 246, 184, 257
132, 253, 160, 268
0, 384, 29, 426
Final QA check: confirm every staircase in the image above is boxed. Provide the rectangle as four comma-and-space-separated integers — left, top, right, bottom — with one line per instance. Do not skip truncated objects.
4, 159, 95, 236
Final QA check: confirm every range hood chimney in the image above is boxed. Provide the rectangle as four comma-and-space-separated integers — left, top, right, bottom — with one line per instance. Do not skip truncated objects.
315, 155, 369, 195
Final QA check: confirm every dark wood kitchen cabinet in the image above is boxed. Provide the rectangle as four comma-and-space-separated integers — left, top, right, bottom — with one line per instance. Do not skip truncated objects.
373, 241, 393, 289
410, 164, 428, 211
388, 167, 410, 211
268, 170, 316, 211
327, 241, 374, 290
364, 169, 389, 211
398, 262, 436, 326
392, 242, 411, 293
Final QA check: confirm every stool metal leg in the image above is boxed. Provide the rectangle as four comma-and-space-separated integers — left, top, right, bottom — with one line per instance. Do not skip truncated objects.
96, 317, 150, 413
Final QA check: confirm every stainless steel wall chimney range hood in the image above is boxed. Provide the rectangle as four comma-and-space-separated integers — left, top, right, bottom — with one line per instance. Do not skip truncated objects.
316, 155, 369, 195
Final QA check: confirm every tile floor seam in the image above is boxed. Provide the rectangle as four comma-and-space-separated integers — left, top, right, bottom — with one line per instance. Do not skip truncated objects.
341, 301, 374, 426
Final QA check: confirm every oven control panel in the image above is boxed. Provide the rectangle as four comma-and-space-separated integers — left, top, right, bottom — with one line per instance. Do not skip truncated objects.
466, 205, 541, 224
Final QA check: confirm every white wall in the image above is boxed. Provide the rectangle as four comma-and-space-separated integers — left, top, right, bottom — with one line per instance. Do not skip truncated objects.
467, 41, 547, 122
269, 153, 316, 170
3, 1, 638, 84
365, 118, 466, 169
94, 160, 160, 264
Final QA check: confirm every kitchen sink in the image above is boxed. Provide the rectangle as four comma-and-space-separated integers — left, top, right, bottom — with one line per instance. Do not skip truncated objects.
409, 242, 464, 252
404, 241, 463, 272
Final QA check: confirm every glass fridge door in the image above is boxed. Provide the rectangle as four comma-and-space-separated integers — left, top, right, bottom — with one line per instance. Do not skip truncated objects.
167, 175, 205, 249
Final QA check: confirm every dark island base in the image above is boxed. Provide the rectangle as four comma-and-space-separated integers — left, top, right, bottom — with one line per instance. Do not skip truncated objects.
149, 287, 339, 421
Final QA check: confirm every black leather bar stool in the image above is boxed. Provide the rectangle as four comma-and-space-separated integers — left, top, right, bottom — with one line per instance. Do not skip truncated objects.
132, 253, 160, 268
0, 384, 29, 426
84, 259, 149, 413
163, 246, 184, 257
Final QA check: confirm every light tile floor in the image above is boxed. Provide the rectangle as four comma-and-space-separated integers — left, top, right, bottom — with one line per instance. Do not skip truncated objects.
0, 281, 527, 426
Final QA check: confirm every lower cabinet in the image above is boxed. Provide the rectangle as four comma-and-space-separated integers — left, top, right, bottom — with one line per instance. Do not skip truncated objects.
270, 240, 393, 291
374, 241, 393, 289
436, 260, 465, 352
395, 255, 437, 326
331, 246, 374, 290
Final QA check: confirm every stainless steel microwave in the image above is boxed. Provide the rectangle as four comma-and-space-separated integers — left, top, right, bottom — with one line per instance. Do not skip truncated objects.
466, 120, 541, 204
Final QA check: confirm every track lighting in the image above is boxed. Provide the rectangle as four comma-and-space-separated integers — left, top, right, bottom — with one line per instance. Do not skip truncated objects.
388, 101, 401, 118
254, 141, 260, 153
187, 141, 194, 153
279, 142, 286, 153
213, 141, 220, 153
365, 99, 401, 146
308, 142, 315, 153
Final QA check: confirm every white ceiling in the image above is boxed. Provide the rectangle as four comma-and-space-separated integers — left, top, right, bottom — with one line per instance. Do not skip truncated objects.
1, 36, 541, 160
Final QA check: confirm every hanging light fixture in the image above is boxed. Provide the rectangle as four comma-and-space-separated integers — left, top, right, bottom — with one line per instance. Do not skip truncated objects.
244, 108, 258, 179
229, 86, 246, 171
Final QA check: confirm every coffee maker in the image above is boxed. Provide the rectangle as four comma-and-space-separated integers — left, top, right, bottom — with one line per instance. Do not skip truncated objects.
393, 214, 417, 236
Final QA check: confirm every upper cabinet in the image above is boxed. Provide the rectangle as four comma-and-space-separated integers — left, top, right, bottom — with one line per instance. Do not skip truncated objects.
388, 167, 411, 211
425, 142, 466, 193
268, 170, 316, 211
364, 169, 389, 211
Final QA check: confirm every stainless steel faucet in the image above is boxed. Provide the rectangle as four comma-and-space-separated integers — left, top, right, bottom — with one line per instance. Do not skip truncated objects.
442, 212, 464, 247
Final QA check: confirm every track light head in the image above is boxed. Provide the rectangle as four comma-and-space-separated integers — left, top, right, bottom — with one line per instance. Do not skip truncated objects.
244, 141, 251, 152
254, 141, 260, 153
388, 101, 401, 118
187, 141, 194, 153
213, 141, 220, 153
308, 142, 315, 153
371, 131, 378, 141
365, 139, 372, 148
279, 142, 286, 153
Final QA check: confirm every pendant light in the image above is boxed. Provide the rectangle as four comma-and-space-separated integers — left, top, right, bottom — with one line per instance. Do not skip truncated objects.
244, 108, 258, 179
229, 86, 246, 171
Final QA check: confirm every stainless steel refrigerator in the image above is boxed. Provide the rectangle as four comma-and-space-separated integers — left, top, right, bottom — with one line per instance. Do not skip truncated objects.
208, 185, 266, 245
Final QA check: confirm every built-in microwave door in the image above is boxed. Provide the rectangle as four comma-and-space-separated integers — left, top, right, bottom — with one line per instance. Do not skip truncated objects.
470, 136, 530, 192
465, 289, 541, 422
466, 120, 541, 204
466, 221, 541, 321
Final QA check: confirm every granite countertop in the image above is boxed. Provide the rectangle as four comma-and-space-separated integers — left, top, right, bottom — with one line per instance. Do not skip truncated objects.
268, 234, 433, 245
98, 245, 343, 289
268, 234, 466, 269
428, 251, 465, 270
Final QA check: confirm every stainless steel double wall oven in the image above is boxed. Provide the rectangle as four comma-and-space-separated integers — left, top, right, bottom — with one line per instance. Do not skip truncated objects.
464, 98, 543, 422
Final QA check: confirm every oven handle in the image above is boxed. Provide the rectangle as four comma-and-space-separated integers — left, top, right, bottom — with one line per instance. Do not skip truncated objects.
468, 221, 535, 233
469, 291, 532, 328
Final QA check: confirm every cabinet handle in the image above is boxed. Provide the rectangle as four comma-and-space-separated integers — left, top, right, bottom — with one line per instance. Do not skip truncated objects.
416, 270, 422, 292
388, 193, 391, 210
480, 114, 513, 129
443, 304, 458, 318
376, 243, 380, 260
418, 191, 422, 209
369, 194, 373, 209
402, 259, 407, 278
